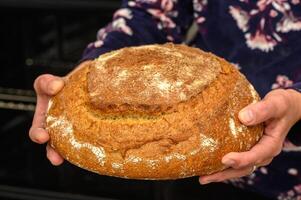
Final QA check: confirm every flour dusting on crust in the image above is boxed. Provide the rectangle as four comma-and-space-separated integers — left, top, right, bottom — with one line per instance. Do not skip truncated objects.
126, 155, 142, 163
47, 115, 106, 166
249, 84, 259, 103
88, 43, 222, 110
200, 134, 217, 152
229, 115, 247, 138
47, 99, 53, 112
164, 153, 187, 163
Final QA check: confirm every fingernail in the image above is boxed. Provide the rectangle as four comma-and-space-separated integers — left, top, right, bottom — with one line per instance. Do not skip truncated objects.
200, 178, 217, 185
199, 179, 211, 185
239, 109, 254, 123
222, 158, 236, 167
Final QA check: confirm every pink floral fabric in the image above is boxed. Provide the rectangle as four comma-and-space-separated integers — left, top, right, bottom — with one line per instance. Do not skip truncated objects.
229, 0, 301, 52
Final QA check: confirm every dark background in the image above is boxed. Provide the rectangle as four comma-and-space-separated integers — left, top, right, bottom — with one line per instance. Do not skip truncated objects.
0, 1, 272, 200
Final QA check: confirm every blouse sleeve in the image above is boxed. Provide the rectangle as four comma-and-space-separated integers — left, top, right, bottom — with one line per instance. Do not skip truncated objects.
290, 82, 301, 93
81, 0, 193, 61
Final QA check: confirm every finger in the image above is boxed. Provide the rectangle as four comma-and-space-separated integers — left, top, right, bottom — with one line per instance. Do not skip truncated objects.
31, 93, 50, 130
34, 74, 64, 96
199, 166, 253, 184
32, 74, 64, 128
222, 134, 282, 169
29, 127, 49, 144
238, 99, 278, 126
30, 75, 64, 143
238, 89, 291, 126
46, 144, 64, 166
200, 157, 274, 184
30, 95, 50, 144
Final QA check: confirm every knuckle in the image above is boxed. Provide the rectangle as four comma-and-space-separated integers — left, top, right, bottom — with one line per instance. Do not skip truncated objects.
261, 100, 273, 115
272, 92, 291, 113
277, 94, 290, 108
261, 92, 289, 118
236, 160, 249, 169
272, 129, 284, 138
271, 144, 282, 157
254, 101, 271, 121
237, 154, 257, 168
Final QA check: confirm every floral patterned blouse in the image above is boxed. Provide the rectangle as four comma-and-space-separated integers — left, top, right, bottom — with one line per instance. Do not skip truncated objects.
82, 0, 301, 199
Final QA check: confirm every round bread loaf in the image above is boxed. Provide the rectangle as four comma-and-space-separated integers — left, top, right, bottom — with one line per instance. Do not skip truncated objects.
46, 43, 263, 180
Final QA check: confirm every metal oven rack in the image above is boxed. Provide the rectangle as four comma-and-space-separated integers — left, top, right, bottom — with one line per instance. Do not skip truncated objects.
0, 87, 36, 112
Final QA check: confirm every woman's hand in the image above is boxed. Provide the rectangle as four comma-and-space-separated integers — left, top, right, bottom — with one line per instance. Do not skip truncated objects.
199, 88, 301, 184
29, 74, 65, 165
29, 61, 91, 166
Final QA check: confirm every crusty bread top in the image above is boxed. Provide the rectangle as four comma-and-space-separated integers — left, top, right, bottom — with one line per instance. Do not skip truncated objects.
46, 43, 263, 179
88, 43, 221, 115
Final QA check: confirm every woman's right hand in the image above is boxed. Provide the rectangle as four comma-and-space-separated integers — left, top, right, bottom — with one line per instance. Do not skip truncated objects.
29, 74, 65, 165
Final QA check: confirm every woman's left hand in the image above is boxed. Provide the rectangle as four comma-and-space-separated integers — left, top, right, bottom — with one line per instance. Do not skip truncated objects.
199, 88, 301, 184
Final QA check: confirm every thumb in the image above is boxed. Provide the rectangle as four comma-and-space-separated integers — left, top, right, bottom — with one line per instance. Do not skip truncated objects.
34, 74, 64, 96
238, 98, 277, 126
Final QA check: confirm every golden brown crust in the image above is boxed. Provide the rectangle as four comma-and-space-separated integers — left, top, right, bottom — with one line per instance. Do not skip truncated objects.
46, 43, 263, 180
88, 43, 221, 115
